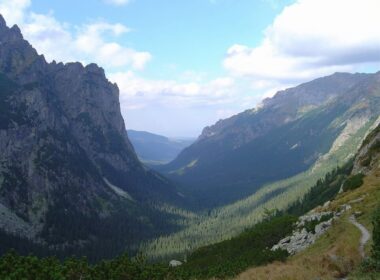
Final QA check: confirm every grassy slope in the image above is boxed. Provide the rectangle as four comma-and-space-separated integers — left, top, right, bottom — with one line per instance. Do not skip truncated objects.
235, 161, 380, 280
141, 118, 378, 260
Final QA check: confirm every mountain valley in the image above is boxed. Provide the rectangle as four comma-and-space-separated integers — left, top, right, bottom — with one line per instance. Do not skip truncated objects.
0, 2, 379, 279
127, 130, 194, 165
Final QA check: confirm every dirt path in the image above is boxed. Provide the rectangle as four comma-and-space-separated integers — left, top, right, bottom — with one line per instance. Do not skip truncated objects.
337, 215, 371, 280
348, 215, 370, 258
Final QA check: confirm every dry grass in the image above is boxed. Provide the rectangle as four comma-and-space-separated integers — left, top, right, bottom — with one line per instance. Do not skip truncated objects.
234, 167, 380, 280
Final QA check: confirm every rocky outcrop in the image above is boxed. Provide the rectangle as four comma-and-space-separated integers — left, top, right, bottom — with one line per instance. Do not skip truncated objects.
272, 212, 334, 254
274, 208, 354, 255
353, 123, 380, 174
272, 196, 370, 255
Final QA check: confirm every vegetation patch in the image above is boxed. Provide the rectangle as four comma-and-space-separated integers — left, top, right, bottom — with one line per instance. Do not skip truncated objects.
172, 215, 297, 279
342, 173, 365, 192
287, 161, 352, 216
0, 215, 296, 279
0, 251, 170, 280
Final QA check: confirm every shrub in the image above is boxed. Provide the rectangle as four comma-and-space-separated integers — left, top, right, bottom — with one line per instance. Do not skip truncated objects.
342, 173, 364, 192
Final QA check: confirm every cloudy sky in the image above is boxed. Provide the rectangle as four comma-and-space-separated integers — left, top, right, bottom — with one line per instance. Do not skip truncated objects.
0, 0, 379, 137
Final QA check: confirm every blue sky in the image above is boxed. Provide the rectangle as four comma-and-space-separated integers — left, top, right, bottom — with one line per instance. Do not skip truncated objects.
0, 0, 379, 137
30, 0, 292, 80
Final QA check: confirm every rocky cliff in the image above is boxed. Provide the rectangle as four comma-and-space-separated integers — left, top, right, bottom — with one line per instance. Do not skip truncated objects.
353, 123, 380, 174
0, 15, 184, 259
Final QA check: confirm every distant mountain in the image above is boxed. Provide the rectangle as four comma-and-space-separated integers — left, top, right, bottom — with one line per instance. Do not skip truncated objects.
0, 15, 187, 259
127, 130, 194, 165
159, 71, 380, 208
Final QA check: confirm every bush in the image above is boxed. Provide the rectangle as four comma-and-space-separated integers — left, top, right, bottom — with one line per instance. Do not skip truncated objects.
303, 213, 333, 233
342, 173, 364, 192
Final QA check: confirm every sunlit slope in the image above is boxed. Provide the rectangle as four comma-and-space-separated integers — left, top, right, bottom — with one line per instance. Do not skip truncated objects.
236, 149, 380, 279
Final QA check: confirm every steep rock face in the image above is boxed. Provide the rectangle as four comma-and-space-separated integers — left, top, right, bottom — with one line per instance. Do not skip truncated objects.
353, 123, 380, 174
0, 15, 183, 257
160, 71, 380, 208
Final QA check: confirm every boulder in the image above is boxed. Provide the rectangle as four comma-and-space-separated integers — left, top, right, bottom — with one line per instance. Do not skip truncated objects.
169, 260, 183, 267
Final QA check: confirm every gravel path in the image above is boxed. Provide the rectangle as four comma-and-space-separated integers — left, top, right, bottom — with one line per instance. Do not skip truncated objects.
349, 215, 371, 258
338, 215, 371, 280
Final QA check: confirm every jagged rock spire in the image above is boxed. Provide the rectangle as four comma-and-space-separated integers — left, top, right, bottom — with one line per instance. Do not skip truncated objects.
0, 14, 6, 27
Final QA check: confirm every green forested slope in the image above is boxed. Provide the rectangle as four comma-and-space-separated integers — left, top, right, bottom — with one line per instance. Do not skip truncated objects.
141, 117, 379, 260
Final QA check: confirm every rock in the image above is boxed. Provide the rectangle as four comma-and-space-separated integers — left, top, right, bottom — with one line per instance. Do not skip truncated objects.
315, 219, 332, 236
338, 183, 344, 194
354, 211, 363, 217
352, 122, 380, 175
271, 212, 335, 255
323, 201, 331, 208
169, 260, 183, 267
349, 196, 365, 204
329, 254, 339, 262
279, 236, 291, 244
341, 204, 352, 212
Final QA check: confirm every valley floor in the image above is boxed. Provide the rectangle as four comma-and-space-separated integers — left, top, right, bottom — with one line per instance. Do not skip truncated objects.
234, 166, 380, 280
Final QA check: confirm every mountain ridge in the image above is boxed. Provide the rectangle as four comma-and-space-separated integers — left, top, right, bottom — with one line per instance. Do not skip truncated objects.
159, 71, 380, 208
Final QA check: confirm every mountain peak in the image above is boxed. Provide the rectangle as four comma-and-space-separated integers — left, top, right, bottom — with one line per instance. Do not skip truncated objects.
85, 63, 106, 77
0, 14, 6, 27
0, 15, 24, 43
10, 24, 23, 39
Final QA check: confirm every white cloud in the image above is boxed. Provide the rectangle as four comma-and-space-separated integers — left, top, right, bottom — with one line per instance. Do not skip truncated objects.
216, 109, 238, 119
74, 22, 151, 69
105, 0, 131, 6
224, 0, 380, 89
0, 0, 151, 71
0, 0, 241, 136
2, 0, 379, 137
109, 71, 245, 136
109, 71, 236, 109
0, 0, 30, 26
